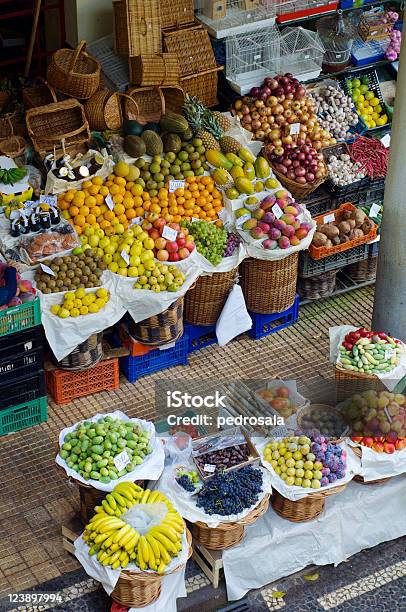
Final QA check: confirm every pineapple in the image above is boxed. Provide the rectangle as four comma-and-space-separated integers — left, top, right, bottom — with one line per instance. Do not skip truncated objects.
212, 111, 231, 133
196, 129, 220, 151
219, 135, 241, 154
183, 94, 206, 133
201, 111, 223, 139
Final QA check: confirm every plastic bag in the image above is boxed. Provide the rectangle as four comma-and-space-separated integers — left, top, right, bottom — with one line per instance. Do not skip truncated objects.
45, 149, 114, 195
18, 229, 80, 264
165, 432, 192, 464
123, 502, 167, 535
216, 284, 252, 346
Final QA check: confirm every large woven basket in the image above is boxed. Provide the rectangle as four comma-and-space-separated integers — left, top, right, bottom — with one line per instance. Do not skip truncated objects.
47, 41, 101, 100
163, 27, 217, 77
192, 494, 270, 550
350, 445, 392, 486
129, 54, 180, 86
297, 270, 336, 300
0, 113, 15, 139
125, 86, 165, 124
160, 0, 194, 30
271, 483, 346, 522
84, 90, 139, 131
22, 77, 58, 109
345, 257, 377, 282
111, 528, 192, 607
184, 268, 238, 326
129, 298, 184, 345
113, 0, 161, 57
272, 165, 327, 200
26, 99, 90, 158
335, 363, 385, 403
55, 332, 103, 370
180, 68, 221, 108
240, 254, 299, 314
161, 85, 185, 114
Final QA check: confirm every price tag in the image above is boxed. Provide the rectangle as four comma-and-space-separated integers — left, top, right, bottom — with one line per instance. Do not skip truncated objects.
272, 203, 283, 219
323, 213, 335, 224
203, 464, 216, 473
105, 194, 114, 210
290, 123, 300, 135
236, 213, 251, 229
39, 194, 57, 206
114, 450, 131, 472
384, 347, 396, 360
23, 200, 35, 210
120, 249, 130, 265
40, 263, 56, 276
168, 179, 185, 193
130, 216, 143, 226
191, 217, 200, 223
380, 133, 391, 148
369, 203, 381, 218
162, 225, 178, 241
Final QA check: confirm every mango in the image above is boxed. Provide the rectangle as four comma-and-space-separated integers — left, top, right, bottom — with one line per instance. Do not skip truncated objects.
235, 177, 255, 195
238, 147, 255, 164
244, 162, 255, 180
205, 149, 233, 170
254, 156, 271, 179
235, 207, 251, 218
226, 152, 243, 167
230, 166, 245, 180
242, 218, 257, 230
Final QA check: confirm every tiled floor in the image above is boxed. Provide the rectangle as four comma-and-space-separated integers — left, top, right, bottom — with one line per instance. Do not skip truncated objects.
0, 285, 392, 607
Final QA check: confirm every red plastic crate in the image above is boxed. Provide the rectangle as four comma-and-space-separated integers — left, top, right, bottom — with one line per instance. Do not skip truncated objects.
45, 358, 119, 405
277, 1, 337, 22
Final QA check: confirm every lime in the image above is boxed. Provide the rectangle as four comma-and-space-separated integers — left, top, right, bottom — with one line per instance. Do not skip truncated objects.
352, 88, 361, 97
359, 84, 368, 94
365, 91, 374, 100
361, 75, 370, 85
352, 78, 361, 88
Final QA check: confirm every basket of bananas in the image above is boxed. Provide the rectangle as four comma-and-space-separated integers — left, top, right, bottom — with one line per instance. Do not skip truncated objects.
82, 482, 192, 607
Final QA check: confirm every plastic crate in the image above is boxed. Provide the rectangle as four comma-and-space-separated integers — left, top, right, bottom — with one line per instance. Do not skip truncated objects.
0, 297, 41, 338
0, 346, 43, 384
369, 240, 379, 257
0, 370, 46, 411
301, 186, 333, 217
249, 295, 299, 339
87, 35, 130, 92
299, 243, 369, 277
340, 0, 375, 8
45, 358, 119, 405
340, 68, 390, 133
0, 396, 47, 436
350, 38, 388, 67
118, 334, 189, 383
184, 322, 217, 353
276, 0, 338, 23
0, 325, 43, 361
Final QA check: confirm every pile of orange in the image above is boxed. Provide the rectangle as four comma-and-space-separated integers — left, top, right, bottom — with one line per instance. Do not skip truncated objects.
58, 173, 223, 236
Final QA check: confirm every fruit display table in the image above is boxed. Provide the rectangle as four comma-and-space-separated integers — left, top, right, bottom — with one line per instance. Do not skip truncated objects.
221, 475, 406, 600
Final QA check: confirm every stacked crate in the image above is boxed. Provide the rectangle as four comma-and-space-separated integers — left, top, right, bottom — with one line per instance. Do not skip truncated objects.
0, 298, 47, 436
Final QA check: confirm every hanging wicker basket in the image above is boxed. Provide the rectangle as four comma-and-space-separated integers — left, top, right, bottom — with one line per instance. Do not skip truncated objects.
0, 135, 26, 158
272, 165, 327, 200
0, 113, 15, 139
192, 494, 270, 550
271, 483, 346, 522
47, 40, 101, 100
84, 90, 139, 131
22, 77, 58, 109
184, 268, 238, 326
240, 254, 299, 314
129, 297, 184, 345
55, 332, 103, 370
111, 529, 192, 607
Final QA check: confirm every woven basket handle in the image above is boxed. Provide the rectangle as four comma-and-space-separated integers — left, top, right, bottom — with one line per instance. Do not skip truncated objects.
68, 40, 87, 73
32, 76, 58, 103
117, 92, 139, 120
157, 53, 168, 86
156, 87, 165, 117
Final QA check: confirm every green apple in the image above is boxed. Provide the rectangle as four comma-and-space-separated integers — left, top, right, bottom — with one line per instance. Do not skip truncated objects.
108, 262, 119, 273
84, 226, 94, 237
96, 228, 105, 239
103, 254, 113, 265
129, 255, 141, 267
88, 235, 99, 248
127, 266, 139, 277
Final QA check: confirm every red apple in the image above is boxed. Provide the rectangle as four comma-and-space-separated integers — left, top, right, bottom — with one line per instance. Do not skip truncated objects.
395, 438, 406, 450
351, 436, 363, 443
384, 442, 396, 454
149, 229, 160, 240
178, 247, 190, 260
185, 240, 195, 252
362, 437, 374, 448
166, 241, 179, 253
156, 249, 169, 261
177, 237, 186, 248
168, 252, 180, 262
169, 222, 181, 232
373, 441, 385, 453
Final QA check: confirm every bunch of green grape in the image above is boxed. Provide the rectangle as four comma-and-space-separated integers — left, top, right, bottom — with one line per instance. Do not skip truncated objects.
182, 220, 227, 266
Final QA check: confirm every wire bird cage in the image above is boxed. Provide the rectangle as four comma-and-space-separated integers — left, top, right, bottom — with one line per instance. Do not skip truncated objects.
278, 27, 325, 81
275, 0, 338, 23
195, 0, 277, 39
225, 26, 281, 93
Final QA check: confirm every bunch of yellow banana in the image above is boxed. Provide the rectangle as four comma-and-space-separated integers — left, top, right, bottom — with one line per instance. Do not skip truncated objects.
83, 482, 185, 574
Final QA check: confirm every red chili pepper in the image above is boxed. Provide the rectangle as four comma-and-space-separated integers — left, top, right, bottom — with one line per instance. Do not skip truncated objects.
378, 332, 388, 339
343, 342, 353, 351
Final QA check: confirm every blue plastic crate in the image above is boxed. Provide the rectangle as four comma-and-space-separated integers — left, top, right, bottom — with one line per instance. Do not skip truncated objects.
117, 333, 189, 383
249, 296, 299, 340
184, 322, 217, 353
369, 240, 379, 257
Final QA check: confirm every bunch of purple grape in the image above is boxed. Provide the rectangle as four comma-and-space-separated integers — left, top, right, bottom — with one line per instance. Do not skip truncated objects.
311, 436, 347, 487
223, 233, 240, 257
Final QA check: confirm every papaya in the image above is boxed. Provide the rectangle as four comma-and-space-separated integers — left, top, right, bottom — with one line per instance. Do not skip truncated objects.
254, 156, 271, 179
226, 153, 243, 167
238, 147, 255, 164
205, 150, 233, 170
235, 177, 255, 195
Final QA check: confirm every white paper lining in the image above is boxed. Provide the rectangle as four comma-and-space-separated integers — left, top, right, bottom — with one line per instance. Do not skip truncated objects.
347, 439, 406, 481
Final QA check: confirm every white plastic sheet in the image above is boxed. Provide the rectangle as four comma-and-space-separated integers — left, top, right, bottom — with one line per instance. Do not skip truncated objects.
329, 325, 406, 391
257, 439, 360, 501
45, 150, 114, 194
38, 274, 126, 361
55, 411, 165, 492
194, 242, 246, 275
74, 527, 189, 595
347, 439, 406, 481
216, 284, 252, 347
222, 475, 406, 601
154, 465, 272, 528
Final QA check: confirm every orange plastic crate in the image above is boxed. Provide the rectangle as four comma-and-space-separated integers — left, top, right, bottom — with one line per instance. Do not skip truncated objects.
118, 324, 153, 357
45, 358, 119, 405
308, 203, 378, 260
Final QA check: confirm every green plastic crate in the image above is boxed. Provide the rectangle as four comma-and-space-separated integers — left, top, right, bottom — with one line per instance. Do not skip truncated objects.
0, 298, 41, 338
0, 396, 48, 436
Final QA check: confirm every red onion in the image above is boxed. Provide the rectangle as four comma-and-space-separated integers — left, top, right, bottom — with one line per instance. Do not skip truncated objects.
295, 167, 306, 177
296, 176, 306, 184
306, 172, 315, 182
250, 87, 260, 97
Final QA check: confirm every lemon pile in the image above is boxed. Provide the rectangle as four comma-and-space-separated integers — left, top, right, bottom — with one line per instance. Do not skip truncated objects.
346, 76, 388, 129
51, 287, 110, 318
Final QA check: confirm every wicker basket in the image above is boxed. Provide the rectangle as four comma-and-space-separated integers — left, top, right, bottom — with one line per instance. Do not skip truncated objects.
335, 363, 385, 403
296, 403, 348, 442
163, 27, 217, 77
350, 445, 392, 486
240, 255, 299, 314
84, 90, 139, 131
184, 268, 238, 326
129, 54, 180, 86
297, 270, 337, 300
26, 99, 90, 158
125, 87, 165, 124
271, 483, 346, 522
129, 298, 184, 345
160, 0, 195, 30
272, 165, 327, 200
0, 91, 10, 113
55, 332, 103, 370
47, 41, 101, 100
113, 0, 161, 57
180, 68, 221, 108
345, 257, 377, 282
0, 113, 15, 139
111, 529, 192, 607
0, 136, 26, 158
22, 77, 58, 109
161, 85, 185, 114
192, 494, 270, 550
